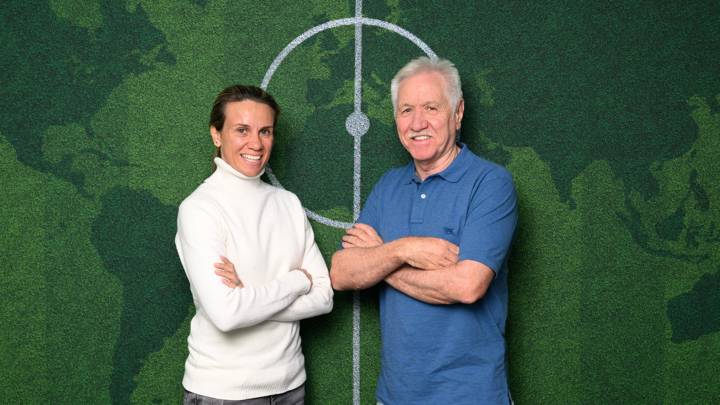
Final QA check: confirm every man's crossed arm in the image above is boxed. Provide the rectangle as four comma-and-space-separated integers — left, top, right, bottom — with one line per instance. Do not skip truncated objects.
330, 223, 494, 305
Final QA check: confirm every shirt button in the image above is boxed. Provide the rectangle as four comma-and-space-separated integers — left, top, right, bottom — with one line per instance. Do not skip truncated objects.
420, 193, 426, 199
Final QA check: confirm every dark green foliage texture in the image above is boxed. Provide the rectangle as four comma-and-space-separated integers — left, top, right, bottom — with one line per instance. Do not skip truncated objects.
1, 0, 719, 403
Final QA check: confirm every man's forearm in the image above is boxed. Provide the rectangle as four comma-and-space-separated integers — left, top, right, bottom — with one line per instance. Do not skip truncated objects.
385, 266, 454, 304
330, 240, 406, 290
385, 260, 494, 305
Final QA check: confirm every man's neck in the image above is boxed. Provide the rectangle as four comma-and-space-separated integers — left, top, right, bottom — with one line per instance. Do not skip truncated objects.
414, 144, 460, 181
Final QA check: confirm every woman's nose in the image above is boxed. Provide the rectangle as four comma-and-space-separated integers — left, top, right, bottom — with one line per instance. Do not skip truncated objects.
247, 132, 263, 149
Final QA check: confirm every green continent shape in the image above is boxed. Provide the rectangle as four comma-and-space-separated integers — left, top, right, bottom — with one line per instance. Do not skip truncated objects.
504, 145, 582, 403
393, 2, 720, 201
624, 95, 720, 401
131, 308, 192, 405
0, 136, 51, 402
506, 146, 670, 403
0, 1, 170, 186
505, 93, 720, 403
0, 136, 121, 403
49, 0, 103, 31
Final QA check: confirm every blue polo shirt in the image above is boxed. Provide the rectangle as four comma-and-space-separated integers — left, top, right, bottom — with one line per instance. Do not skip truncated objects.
357, 143, 518, 405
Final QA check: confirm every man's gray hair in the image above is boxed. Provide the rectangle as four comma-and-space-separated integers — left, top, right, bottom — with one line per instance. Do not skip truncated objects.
390, 57, 463, 114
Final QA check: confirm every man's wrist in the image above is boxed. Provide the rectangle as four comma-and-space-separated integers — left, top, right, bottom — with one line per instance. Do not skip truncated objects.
387, 238, 408, 266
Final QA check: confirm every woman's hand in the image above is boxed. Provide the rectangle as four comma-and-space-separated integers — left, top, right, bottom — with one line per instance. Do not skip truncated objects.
214, 256, 243, 289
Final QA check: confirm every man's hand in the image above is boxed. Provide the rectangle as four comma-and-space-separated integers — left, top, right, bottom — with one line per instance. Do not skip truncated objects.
342, 223, 384, 248
400, 237, 459, 270
214, 256, 243, 289
293, 268, 313, 288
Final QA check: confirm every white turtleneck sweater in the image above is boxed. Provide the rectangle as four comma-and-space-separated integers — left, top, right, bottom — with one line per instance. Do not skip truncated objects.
175, 157, 333, 400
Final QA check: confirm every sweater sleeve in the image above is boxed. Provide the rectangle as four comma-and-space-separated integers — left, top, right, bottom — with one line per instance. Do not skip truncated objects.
270, 206, 334, 322
175, 198, 311, 332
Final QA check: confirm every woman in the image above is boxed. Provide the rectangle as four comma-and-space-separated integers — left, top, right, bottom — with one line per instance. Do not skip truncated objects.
175, 85, 333, 404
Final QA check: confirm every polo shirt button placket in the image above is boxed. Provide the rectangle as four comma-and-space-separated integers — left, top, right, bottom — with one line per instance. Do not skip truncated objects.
410, 188, 428, 224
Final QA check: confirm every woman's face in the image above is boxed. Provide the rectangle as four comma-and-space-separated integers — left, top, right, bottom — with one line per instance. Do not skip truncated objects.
210, 100, 275, 177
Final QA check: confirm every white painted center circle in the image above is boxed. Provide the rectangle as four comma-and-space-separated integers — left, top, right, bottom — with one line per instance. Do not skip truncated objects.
261, 17, 436, 229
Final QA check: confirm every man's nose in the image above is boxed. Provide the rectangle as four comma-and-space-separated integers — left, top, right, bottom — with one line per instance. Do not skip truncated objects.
410, 110, 427, 131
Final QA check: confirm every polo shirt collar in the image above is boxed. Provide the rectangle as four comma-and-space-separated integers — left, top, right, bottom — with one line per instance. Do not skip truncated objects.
402, 143, 470, 184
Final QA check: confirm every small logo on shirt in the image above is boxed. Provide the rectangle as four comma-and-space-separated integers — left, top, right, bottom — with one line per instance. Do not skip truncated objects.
443, 227, 455, 235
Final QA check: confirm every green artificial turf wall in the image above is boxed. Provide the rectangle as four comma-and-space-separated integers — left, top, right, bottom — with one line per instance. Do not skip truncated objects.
1, 0, 719, 403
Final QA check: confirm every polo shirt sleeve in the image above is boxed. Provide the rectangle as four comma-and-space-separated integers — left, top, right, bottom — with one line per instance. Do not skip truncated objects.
459, 169, 518, 275
356, 174, 384, 233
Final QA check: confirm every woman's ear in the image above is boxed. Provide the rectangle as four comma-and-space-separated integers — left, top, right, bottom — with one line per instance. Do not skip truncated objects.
210, 126, 222, 147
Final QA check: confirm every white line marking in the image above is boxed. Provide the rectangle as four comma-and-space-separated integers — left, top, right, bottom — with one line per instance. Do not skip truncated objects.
352, 3, 363, 403
260, 7, 436, 403
262, 15, 435, 228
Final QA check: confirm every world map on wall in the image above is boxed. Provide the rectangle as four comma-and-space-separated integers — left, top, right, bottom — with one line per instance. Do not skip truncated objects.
1, 1, 718, 404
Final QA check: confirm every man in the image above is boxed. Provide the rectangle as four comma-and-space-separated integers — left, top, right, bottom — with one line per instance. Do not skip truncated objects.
330, 57, 518, 404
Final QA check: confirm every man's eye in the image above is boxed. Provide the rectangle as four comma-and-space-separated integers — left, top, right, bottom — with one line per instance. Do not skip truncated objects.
237, 127, 247, 134
260, 129, 273, 136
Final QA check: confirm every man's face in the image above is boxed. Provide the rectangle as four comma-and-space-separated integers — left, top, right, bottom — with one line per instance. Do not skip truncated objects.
395, 71, 463, 168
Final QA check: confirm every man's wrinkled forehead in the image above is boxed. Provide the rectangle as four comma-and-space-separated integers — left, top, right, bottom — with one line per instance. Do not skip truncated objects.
397, 70, 452, 105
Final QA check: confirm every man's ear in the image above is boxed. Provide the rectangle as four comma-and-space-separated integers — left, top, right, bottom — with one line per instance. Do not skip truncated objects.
455, 99, 465, 130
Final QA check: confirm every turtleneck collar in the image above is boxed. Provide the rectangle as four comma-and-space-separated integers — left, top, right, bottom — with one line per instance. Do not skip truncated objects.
213, 157, 265, 184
